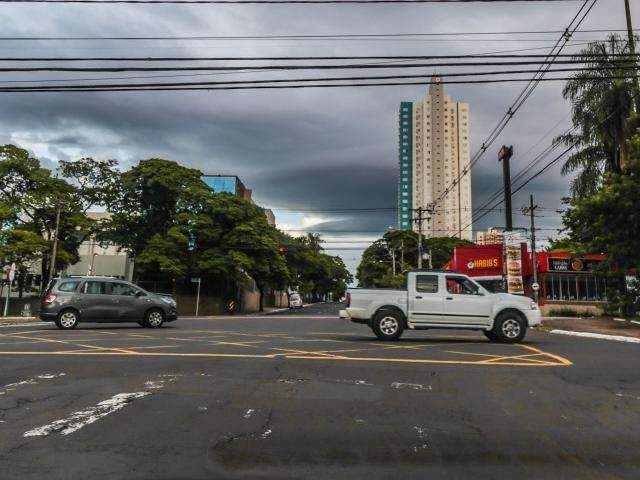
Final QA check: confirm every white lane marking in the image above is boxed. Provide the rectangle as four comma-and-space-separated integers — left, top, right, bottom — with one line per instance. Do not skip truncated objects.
0, 373, 66, 395
391, 382, 432, 391
23, 373, 179, 437
631, 320, 640, 326
335, 379, 373, 386
550, 329, 640, 344
412, 426, 428, 452
613, 318, 627, 322
244, 409, 255, 419
616, 393, 640, 400
24, 392, 150, 437
260, 429, 272, 439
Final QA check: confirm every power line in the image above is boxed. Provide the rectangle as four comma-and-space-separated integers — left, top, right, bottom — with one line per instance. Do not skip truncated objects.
2, 66, 635, 91
0, 29, 628, 41
0, 0, 589, 4
2, 53, 637, 61
0, 58, 636, 73
2, 74, 635, 92
432, 0, 598, 207
0, 43, 603, 84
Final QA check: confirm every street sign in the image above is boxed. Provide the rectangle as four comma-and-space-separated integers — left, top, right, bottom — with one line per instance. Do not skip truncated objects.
191, 277, 201, 283
532, 282, 540, 292
8, 263, 16, 282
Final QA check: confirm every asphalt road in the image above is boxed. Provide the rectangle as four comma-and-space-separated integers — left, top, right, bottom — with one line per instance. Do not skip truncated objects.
0, 303, 639, 479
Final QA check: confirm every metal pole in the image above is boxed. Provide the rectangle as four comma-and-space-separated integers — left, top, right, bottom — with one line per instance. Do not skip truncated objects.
416, 207, 423, 269
624, 0, 640, 112
195, 279, 201, 317
498, 146, 514, 232
3, 280, 11, 317
391, 249, 396, 276
529, 194, 539, 303
48, 202, 62, 282
428, 248, 433, 269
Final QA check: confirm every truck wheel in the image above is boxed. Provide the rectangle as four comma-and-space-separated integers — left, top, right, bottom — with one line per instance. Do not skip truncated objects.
483, 330, 498, 342
372, 311, 404, 341
492, 312, 527, 343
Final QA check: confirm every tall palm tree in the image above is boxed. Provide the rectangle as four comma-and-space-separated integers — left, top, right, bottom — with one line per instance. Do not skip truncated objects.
555, 34, 638, 198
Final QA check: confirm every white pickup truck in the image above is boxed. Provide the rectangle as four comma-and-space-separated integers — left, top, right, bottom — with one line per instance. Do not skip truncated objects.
341, 270, 541, 343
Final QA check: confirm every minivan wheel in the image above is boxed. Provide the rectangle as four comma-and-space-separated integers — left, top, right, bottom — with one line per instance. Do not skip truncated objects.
144, 309, 164, 328
56, 310, 79, 330
492, 312, 527, 343
372, 310, 404, 341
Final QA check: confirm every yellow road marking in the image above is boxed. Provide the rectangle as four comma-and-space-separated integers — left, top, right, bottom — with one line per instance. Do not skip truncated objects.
211, 341, 265, 348
0, 333, 138, 355
0, 349, 570, 366
271, 347, 348, 359
519, 344, 573, 366
4, 329, 51, 336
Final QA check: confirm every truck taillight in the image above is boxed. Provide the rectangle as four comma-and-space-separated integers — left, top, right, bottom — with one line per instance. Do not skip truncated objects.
346, 292, 351, 308
44, 293, 57, 304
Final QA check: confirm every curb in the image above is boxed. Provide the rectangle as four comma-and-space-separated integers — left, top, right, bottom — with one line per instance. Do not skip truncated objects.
550, 329, 640, 344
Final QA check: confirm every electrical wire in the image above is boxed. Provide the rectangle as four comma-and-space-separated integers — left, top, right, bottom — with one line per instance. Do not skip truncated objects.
0, 29, 629, 41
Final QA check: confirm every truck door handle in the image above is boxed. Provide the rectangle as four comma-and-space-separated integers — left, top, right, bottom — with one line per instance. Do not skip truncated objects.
446, 297, 453, 300
415, 296, 423, 299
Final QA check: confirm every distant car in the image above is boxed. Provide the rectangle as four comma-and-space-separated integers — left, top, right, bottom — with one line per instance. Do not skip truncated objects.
289, 293, 303, 309
40, 276, 178, 330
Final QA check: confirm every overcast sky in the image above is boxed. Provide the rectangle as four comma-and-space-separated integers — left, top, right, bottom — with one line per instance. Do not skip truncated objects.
0, 0, 637, 276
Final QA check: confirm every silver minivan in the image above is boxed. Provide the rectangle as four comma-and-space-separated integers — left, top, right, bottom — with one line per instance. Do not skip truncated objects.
40, 276, 178, 329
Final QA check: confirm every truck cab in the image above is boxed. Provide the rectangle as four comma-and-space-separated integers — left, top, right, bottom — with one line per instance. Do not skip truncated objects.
342, 270, 541, 343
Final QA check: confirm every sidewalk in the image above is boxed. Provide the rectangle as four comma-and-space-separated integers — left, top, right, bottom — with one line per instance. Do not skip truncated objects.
541, 316, 640, 340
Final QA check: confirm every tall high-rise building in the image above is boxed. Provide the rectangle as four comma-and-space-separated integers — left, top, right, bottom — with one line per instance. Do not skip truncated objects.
398, 77, 473, 240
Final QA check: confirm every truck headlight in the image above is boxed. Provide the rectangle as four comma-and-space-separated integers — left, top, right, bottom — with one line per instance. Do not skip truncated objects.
530, 301, 538, 310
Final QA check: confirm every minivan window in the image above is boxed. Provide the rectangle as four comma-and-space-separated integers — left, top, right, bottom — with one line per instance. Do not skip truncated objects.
83, 281, 109, 295
58, 281, 80, 292
111, 282, 137, 296
416, 274, 439, 293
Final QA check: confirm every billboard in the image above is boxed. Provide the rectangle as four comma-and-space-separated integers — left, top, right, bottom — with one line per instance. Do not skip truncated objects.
504, 232, 524, 295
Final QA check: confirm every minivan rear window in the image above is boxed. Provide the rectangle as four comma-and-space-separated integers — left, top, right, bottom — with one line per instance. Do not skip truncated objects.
57, 281, 80, 292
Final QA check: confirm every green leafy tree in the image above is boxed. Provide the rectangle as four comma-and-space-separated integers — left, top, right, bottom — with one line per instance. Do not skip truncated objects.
555, 34, 639, 198
106, 158, 210, 258
561, 130, 640, 315
0, 145, 95, 286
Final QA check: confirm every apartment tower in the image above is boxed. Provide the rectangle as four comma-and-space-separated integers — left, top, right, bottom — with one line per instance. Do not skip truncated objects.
398, 77, 472, 240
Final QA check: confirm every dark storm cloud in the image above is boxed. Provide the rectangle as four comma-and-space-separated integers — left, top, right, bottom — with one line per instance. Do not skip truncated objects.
0, 0, 635, 247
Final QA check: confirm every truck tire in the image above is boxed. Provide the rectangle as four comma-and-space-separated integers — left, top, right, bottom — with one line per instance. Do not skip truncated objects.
492, 311, 527, 343
483, 330, 498, 342
372, 311, 404, 341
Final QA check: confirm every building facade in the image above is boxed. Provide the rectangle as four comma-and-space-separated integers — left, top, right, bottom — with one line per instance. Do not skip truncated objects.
398, 77, 472, 240
202, 175, 252, 201
475, 228, 504, 245
444, 243, 614, 315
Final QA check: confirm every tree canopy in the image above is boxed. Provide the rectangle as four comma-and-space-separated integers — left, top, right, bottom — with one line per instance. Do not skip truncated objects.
356, 231, 472, 288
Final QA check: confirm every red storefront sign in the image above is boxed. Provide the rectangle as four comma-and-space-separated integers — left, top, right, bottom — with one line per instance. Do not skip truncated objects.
445, 243, 533, 278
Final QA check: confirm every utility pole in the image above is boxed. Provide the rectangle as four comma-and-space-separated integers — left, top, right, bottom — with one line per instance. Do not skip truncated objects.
624, 0, 640, 112
523, 195, 539, 303
498, 145, 514, 232
415, 207, 424, 269
48, 202, 62, 283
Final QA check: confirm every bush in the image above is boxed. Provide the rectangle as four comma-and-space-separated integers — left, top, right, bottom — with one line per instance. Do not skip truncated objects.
547, 308, 594, 318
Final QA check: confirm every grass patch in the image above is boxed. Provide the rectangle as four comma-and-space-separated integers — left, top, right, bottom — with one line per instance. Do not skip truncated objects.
547, 308, 595, 318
